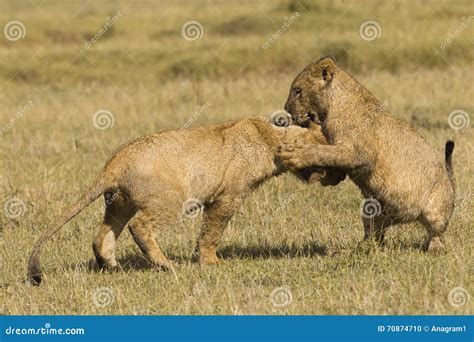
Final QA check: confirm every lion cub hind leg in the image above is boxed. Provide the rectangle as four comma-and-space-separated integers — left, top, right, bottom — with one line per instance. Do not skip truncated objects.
419, 215, 448, 253
198, 196, 242, 265
419, 189, 453, 253
93, 192, 137, 269
128, 207, 175, 271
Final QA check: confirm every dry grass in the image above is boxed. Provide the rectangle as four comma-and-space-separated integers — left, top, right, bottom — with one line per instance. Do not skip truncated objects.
0, 0, 472, 315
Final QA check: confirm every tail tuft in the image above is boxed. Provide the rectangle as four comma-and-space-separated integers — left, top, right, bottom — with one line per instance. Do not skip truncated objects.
27, 253, 42, 286
445, 140, 454, 160
445, 140, 455, 190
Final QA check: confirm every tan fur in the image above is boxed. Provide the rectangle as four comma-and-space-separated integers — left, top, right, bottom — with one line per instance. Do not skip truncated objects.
27, 115, 343, 285
278, 56, 455, 251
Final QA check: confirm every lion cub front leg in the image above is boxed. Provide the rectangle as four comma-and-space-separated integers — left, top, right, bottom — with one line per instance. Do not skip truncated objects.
198, 197, 241, 265
278, 143, 369, 170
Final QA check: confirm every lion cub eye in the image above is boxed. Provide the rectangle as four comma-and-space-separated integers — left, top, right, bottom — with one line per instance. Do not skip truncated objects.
292, 87, 302, 97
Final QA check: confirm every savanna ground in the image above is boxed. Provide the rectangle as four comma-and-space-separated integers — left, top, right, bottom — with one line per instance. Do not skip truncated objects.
0, 0, 472, 315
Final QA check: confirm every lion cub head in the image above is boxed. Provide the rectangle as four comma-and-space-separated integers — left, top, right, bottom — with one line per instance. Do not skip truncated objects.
284, 55, 337, 127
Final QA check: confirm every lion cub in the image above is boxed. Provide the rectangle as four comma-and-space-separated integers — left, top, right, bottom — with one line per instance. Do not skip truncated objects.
278, 56, 455, 252
27, 114, 343, 285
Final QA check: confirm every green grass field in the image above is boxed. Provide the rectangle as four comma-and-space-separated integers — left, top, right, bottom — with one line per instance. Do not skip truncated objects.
0, 0, 472, 315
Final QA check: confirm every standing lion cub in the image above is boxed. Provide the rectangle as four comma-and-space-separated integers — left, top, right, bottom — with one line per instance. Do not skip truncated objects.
278, 56, 455, 251
27, 114, 344, 285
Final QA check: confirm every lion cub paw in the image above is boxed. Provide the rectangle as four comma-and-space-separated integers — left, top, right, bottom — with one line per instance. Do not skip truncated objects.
424, 236, 446, 254
199, 254, 220, 265
151, 260, 175, 272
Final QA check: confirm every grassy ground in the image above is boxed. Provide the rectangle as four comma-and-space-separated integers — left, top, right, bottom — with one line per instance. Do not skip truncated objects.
0, 0, 472, 315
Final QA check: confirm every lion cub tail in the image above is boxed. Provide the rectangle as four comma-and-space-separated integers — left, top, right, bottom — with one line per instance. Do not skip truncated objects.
444, 140, 455, 191
27, 176, 108, 286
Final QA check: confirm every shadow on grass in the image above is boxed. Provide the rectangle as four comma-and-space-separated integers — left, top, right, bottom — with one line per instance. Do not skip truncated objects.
217, 242, 331, 260
66, 241, 333, 273
63, 240, 430, 276
389, 241, 425, 252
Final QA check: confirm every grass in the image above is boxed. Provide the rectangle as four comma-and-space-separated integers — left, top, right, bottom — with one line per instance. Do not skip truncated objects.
0, 0, 473, 315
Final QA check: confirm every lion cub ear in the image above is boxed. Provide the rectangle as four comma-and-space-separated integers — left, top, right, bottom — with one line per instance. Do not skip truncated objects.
316, 55, 336, 86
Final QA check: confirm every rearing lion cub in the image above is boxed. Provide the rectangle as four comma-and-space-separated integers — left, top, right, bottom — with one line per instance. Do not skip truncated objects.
278, 56, 455, 251
27, 114, 345, 285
